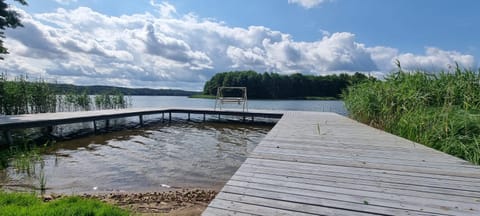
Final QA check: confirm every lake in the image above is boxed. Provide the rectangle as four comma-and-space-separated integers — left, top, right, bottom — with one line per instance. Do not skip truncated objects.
0, 96, 347, 194
130, 96, 348, 115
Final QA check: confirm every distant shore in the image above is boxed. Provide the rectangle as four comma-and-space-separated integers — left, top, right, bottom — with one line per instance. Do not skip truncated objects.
189, 94, 340, 100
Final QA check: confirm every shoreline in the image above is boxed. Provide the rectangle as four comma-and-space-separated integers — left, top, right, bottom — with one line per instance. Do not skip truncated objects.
43, 188, 218, 215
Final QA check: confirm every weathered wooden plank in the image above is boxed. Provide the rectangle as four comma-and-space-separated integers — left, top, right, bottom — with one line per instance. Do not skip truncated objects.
237, 164, 480, 196
254, 145, 468, 165
202, 207, 257, 216
243, 158, 480, 183
259, 138, 446, 154
224, 182, 478, 215
215, 192, 384, 216
220, 185, 443, 216
207, 198, 317, 216
250, 151, 480, 178
232, 172, 480, 203
259, 138, 464, 156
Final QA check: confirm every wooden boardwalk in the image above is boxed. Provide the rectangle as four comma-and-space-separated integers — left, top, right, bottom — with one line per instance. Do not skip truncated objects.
0, 108, 282, 130
0, 107, 282, 145
203, 112, 480, 216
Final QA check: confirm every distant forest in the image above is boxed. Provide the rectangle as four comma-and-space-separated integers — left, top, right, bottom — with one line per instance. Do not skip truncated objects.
203, 71, 372, 99
49, 83, 199, 96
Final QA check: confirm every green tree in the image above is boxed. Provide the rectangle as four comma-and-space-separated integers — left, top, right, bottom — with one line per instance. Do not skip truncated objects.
202, 70, 370, 99
0, 0, 27, 60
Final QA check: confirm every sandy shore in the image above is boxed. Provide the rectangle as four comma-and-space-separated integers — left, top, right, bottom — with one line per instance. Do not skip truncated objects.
45, 189, 218, 215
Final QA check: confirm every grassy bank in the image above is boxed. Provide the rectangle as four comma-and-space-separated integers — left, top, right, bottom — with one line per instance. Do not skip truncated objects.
0, 192, 129, 216
343, 66, 480, 165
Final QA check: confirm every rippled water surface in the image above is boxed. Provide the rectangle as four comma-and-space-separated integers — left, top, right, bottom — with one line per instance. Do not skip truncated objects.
1, 121, 272, 194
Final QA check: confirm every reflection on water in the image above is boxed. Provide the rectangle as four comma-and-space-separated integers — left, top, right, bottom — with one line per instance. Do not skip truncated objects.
0, 121, 273, 194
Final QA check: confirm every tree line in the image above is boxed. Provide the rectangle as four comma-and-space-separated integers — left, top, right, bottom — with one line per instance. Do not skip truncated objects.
203, 71, 371, 99
50, 83, 198, 96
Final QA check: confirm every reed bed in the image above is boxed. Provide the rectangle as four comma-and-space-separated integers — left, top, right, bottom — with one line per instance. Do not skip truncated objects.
0, 74, 130, 115
0, 74, 56, 115
343, 65, 480, 164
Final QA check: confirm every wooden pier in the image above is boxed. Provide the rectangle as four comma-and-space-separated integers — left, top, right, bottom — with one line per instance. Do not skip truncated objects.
203, 111, 480, 216
1, 109, 480, 215
0, 108, 282, 144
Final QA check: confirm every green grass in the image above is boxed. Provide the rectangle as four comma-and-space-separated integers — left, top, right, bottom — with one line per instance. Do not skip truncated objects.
0, 192, 130, 216
343, 65, 480, 165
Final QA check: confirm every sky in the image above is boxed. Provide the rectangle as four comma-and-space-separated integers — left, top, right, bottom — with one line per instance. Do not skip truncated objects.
1, 0, 479, 90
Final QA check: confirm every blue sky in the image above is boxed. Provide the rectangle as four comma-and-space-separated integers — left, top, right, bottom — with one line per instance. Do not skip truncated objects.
1, 0, 478, 90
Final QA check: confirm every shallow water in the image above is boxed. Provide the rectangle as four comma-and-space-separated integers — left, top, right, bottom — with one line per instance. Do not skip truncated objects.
0, 121, 273, 194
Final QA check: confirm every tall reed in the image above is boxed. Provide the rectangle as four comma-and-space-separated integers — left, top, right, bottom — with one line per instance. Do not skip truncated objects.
94, 91, 129, 110
343, 65, 480, 164
0, 74, 130, 115
0, 74, 57, 115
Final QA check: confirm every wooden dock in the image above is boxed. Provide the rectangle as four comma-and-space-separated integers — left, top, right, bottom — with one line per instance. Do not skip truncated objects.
0, 108, 282, 130
1, 108, 480, 215
203, 111, 480, 216
0, 108, 282, 144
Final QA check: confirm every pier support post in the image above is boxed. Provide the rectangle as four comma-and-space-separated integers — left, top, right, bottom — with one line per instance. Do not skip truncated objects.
252, 116, 254, 123
2, 130, 13, 146
188, 113, 191, 121
218, 114, 221, 120
162, 112, 165, 122
41, 126, 53, 137
203, 113, 206, 122
93, 121, 98, 133
139, 115, 144, 126
169, 112, 172, 123
105, 119, 110, 131
243, 115, 246, 122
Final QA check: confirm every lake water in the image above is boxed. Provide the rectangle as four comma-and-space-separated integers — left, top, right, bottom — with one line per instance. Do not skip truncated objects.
130, 96, 348, 115
0, 96, 347, 194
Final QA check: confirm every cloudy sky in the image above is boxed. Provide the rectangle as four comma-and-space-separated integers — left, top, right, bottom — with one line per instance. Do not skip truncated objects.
1, 0, 479, 90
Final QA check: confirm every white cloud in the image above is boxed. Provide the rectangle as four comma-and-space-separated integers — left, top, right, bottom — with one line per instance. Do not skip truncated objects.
0, 5, 476, 90
396, 47, 476, 71
150, 0, 177, 18
366, 46, 398, 71
288, 0, 328, 9
53, 0, 77, 5
366, 46, 477, 73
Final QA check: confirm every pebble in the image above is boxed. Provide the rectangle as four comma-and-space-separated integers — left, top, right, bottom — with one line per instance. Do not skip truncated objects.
41, 188, 217, 213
